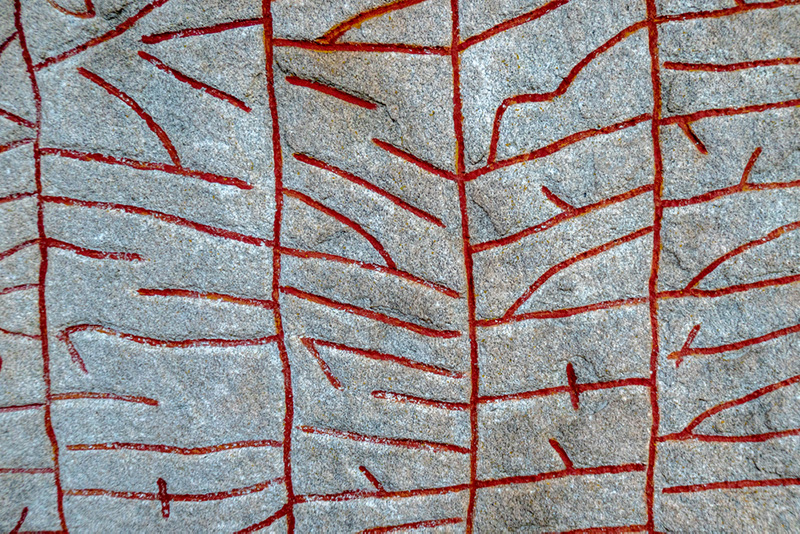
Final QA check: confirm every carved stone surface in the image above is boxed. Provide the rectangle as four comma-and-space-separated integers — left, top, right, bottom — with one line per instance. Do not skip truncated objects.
1, 0, 799, 532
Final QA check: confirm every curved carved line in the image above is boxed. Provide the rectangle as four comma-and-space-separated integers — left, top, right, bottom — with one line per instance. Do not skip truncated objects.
686, 219, 800, 290
503, 226, 654, 319
660, 373, 800, 442
284, 188, 396, 269
319, 0, 429, 44
47, 0, 95, 18
77, 67, 181, 167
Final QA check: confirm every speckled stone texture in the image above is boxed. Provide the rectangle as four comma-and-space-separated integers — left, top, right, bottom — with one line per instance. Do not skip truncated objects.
1, 0, 799, 532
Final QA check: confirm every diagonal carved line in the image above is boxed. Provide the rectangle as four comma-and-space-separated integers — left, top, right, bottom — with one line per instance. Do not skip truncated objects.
359, 465, 386, 492
8, 507, 27, 534
360, 517, 463, 534
234, 503, 292, 534
138, 288, 276, 309
655, 0, 799, 23
298, 425, 469, 454
36, 0, 171, 70
677, 120, 708, 154
664, 57, 800, 72
0, 30, 17, 56
371, 390, 468, 411
459, 0, 570, 50
308, 338, 464, 378
659, 373, 800, 442
372, 138, 457, 180
51, 392, 158, 405
685, 220, 800, 290
64, 477, 284, 501
280, 246, 459, 297
138, 51, 251, 112
294, 153, 445, 227
41, 147, 250, 189
479, 297, 648, 327
472, 185, 653, 253
43, 195, 271, 245
660, 273, 800, 300
300, 337, 343, 390
541, 186, 574, 211
142, 17, 263, 44
67, 439, 282, 454
0, 106, 35, 128
0, 283, 38, 296
0, 138, 34, 155
0, 239, 37, 261
662, 98, 800, 127
274, 39, 449, 55
663, 477, 800, 494
667, 323, 800, 362
281, 287, 461, 339
479, 377, 650, 404
46, 238, 143, 261
286, 76, 377, 109
472, 114, 652, 181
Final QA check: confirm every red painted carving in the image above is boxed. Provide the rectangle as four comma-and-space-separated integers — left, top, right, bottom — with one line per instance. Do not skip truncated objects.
2, 0, 798, 530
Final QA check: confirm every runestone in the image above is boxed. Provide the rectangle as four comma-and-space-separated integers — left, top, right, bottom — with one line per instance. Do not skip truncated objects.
1, 0, 799, 532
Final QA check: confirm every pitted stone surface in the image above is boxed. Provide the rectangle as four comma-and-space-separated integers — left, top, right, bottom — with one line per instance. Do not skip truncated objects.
1, 0, 799, 532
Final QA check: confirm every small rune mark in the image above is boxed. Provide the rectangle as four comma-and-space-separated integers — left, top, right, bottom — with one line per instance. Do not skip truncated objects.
358, 465, 386, 493
740, 147, 762, 185
566, 362, 580, 410
678, 120, 708, 154
300, 337, 343, 390
157, 477, 169, 518
669, 324, 702, 368
549, 438, 574, 470
541, 185, 574, 211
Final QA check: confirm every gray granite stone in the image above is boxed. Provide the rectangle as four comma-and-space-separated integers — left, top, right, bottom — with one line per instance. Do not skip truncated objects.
1, 0, 799, 532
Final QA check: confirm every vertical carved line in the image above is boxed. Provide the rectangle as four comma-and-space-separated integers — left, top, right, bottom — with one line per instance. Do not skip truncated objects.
644, 0, 664, 531
13, 0, 68, 529
450, 1, 480, 531
263, 1, 295, 530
